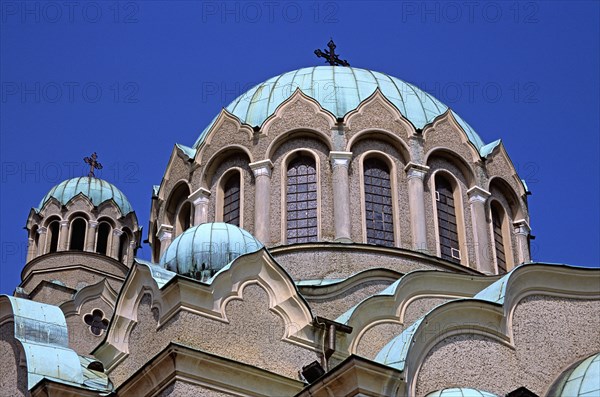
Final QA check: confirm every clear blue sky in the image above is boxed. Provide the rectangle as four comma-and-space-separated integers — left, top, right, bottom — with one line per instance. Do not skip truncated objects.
1, 1, 598, 294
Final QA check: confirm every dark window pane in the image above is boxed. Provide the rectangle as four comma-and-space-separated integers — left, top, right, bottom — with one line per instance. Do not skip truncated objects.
435, 175, 460, 263
286, 156, 318, 243
492, 206, 507, 274
223, 173, 241, 226
363, 158, 394, 247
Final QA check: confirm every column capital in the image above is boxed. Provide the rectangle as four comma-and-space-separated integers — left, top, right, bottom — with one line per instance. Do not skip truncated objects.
37, 227, 47, 234
157, 224, 173, 241
59, 220, 69, 227
328, 151, 352, 168
404, 162, 430, 180
467, 186, 491, 203
112, 228, 124, 237
88, 221, 99, 228
188, 187, 211, 205
249, 159, 274, 178
513, 219, 531, 235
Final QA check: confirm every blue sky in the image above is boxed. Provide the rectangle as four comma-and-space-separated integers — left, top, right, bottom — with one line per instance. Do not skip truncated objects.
1, 1, 598, 293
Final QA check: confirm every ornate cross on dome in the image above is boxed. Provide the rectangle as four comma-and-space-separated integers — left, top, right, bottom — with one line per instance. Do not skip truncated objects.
314, 39, 350, 66
84, 152, 103, 177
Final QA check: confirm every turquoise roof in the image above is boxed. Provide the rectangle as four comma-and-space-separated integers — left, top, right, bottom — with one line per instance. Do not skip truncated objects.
38, 177, 133, 215
160, 222, 263, 281
425, 388, 499, 397
193, 66, 485, 151
1, 295, 112, 392
553, 353, 600, 397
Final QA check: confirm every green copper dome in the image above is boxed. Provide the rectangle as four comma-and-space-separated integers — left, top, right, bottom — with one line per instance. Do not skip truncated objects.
551, 352, 600, 397
425, 388, 499, 397
194, 66, 484, 149
38, 177, 134, 215
159, 222, 263, 281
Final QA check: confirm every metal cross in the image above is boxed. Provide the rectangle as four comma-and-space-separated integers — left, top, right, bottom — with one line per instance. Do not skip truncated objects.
314, 39, 350, 66
84, 152, 103, 177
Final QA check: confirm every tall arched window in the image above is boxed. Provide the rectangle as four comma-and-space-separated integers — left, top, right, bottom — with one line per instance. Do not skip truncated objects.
286, 156, 318, 243
177, 202, 191, 234
491, 203, 507, 274
363, 158, 394, 247
118, 232, 130, 263
69, 218, 86, 250
96, 222, 111, 255
48, 220, 60, 253
222, 172, 241, 226
435, 174, 460, 263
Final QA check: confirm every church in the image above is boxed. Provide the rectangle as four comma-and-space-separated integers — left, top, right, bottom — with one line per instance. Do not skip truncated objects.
1, 44, 599, 397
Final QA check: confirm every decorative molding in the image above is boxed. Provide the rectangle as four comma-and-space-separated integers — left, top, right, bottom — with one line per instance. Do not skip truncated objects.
329, 151, 353, 169
467, 186, 492, 203
404, 162, 430, 180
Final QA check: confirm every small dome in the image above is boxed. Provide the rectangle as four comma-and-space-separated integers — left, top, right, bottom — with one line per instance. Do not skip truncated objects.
425, 388, 499, 397
194, 66, 483, 150
551, 352, 600, 397
159, 223, 263, 281
38, 177, 134, 215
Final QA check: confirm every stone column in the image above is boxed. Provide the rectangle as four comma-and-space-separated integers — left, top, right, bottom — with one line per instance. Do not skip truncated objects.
329, 151, 353, 242
249, 160, 274, 244
85, 221, 98, 252
189, 187, 211, 225
404, 162, 430, 252
157, 224, 174, 258
36, 227, 47, 256
26, 237, 35, 263
513, 219, 531, 264
110, 229, 123, 260
467, 186, 493, 274
58, 220, 69, 251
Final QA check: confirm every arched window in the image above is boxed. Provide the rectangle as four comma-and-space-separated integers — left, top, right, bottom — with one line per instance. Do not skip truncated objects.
363, 158, 394, 247
152, 221, 161, 263
96, 222, 111, 255
48, 221, 60, 253
491, 203, 507, 274
118, 232, 130, 263
69, 218, 86, 250
177, 202, 192, 234
222, 172, 241, 226
286, 156, 318, 243
435, 174, 460, 263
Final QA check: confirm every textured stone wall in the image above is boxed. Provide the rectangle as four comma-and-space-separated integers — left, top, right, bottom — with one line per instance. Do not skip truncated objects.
415, 296, 600, 396
271, 248, 442, 280
23, 266, 122, 299
155, 380, 235, 397
109, 284, 317, 387
0, 322, 28, 397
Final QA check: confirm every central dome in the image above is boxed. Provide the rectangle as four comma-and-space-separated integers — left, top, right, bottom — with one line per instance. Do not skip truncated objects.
194, 66, 484, 149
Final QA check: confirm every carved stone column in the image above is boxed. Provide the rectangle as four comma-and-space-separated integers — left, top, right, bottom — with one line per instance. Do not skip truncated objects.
329, 152, 353, 242
85, 221, 99, 252
249, 160, 274, 244
58, 220, 69, 251
467, 186, 493, 274
111, 229, 124, 260
405, 162, 430, 252
189, 187, 211, 226
513, 219, 531, 264
26, 237, 35, 263
36, 227, 47, 257
157, 224, 174, 258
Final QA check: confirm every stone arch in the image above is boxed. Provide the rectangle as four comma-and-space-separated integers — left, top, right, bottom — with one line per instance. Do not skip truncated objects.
346, 129, 411, 165
488, 176, 524, 220
265, 127, 333, 161
201, 145, 253, 189
425, 147, 476, 188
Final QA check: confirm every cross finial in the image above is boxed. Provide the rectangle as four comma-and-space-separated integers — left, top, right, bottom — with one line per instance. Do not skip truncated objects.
314, 39, 350, 66
84, 152, 103, 177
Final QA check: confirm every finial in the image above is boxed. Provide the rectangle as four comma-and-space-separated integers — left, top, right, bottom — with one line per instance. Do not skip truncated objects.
83, 152, 103, 177
314, 39, 350, 66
